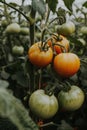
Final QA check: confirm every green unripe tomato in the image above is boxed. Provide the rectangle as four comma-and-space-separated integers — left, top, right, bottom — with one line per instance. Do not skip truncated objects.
29, 89, 58, 119
12, 45, 24, 55
57, 21, 75, 36
5, 23, 21, 34
80, 26, 87, 35
20, 27, 29, 35
1, 20, 8, 27
58, 85, 85, 111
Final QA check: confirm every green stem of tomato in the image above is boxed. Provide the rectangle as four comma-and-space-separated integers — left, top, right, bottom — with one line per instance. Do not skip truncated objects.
40, 5, 50, 50
41, 28, 47, 47
45, 83, 56, 96
53, 43, 66, 53
38, 69, 42, 89
63, 81, 71, 92
29, 6, 36, 46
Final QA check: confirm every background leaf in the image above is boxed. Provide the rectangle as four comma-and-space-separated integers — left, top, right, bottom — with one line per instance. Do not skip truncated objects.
46, 0, 58, 13
63, 0, 75, 11
0, 88, 39, 130
32, 0, 46, 16
83, 1, 87, 8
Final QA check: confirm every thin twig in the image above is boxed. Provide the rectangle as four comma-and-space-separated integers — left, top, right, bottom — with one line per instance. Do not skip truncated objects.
39, 122, 59, 128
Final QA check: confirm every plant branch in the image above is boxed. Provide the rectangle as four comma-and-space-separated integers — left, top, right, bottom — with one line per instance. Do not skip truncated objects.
29, 7, 36, 46
39, 122, 59, 128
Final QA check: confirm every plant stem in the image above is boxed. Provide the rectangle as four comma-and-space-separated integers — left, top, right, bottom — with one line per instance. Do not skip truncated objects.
0, 60, 19, 70
41, 28, 47, 47
84, 13, 87, 25
29, 7, 36, 46
38, 69, 42, 89
39, 122, 59, 128
40, 4, 50, 47
3, 0, 10, 24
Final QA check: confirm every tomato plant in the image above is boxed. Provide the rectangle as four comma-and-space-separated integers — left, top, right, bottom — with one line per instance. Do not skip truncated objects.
58, 85, 85, 111
0, 0, 87, 130
29, 89, 58, 119
28, 42, 53, 67
47, 34, 69, 54
53, 53, 80, 77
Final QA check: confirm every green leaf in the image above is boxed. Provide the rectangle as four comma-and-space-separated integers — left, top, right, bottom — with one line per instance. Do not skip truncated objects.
22, 5, 31, 13
0, 88, 39, 130
83, 1, 87, 8
9, 2, 19, 7
32, 0, 46, 16
13, 71, 29, 88
46, 0, 58, 13
63, 0, 75, 11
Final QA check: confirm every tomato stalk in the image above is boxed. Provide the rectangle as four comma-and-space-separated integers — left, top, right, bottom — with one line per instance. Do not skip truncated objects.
48, 33, 67, 53
29, 6, 36, 46
44, 82, 57, 96
80, 57, 87, 65
40, 5, 51, 51
62, 81, 71, 92
37, 119, 43, 130
39, 121, 59, 128
41, 28, 47, 47
53, 43, 66, 53
38, 69, 42, 89
49, 16, 65, 25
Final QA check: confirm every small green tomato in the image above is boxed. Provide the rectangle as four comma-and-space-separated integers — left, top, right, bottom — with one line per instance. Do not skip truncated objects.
12, 45, 24, 55
5, 23, 20, 34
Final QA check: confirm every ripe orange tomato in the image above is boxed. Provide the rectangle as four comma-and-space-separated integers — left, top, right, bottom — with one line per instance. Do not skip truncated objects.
53, 53, 80, 77
28, 42, 53, 67
47, 34, 69, 54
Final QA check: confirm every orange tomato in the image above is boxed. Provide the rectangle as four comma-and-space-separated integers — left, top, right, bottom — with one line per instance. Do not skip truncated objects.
28, 42, 53, 67
47, 34, 69, 54
53, 53, 80, 77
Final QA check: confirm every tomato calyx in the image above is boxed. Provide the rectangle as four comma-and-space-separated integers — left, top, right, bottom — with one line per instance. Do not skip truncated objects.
47, 33, 67, 53
62, 85, 71, 92
38, 42, 50, 52
52, 33, 63, 41
61, 81, 71, 92
44, 87, 54, 96
44, 82, 56, 96
39, 27, 50, 52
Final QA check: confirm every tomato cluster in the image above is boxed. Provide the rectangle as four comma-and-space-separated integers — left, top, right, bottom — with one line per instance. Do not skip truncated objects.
28, 23, 85, 120
28, 32, 80, 78
29, 86, 85, 119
